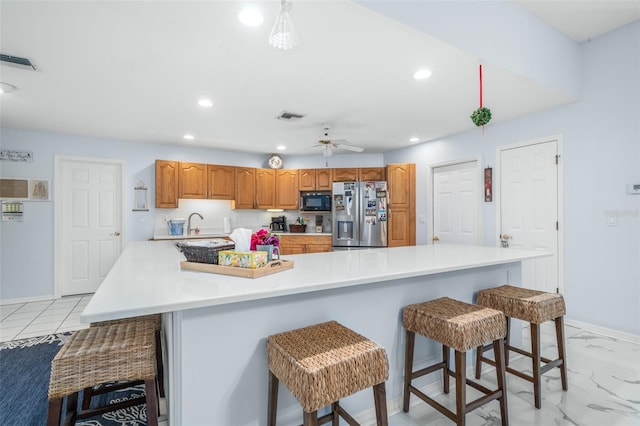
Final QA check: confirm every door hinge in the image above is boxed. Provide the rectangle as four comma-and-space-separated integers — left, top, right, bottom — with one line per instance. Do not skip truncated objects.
556, 221, 559, 230
555, 155, 560, 165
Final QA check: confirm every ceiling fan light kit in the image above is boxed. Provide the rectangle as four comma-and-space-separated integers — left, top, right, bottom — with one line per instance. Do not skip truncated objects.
313, 123, 365, 158
269, 0, 299, 50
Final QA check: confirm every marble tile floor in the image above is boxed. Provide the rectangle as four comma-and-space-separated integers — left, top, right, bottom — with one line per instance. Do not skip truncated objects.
391, 322, 640, 426
0, 295, 91, 342
1, 299, 638, 425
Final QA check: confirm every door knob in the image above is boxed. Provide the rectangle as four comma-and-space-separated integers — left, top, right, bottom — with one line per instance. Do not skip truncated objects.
500, 233, 511, 240
111, 231, 121, 236
433, 235, 440, 242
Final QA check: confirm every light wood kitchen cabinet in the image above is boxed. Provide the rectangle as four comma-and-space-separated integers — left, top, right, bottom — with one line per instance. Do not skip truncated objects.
233, 167, 256, 209
179, 162, 207, 199
208, 165, 235, 200
316, 169, 333, 190
155, 160, 179, 208
299, 168, 333, 191
332, 168, 359, 182
298, 169, 316, 191
387, 163, 416, 247
359, 167, 386, 181
279, 235, 332, 255
276, 169, 299, 209
255, 168, 276, 209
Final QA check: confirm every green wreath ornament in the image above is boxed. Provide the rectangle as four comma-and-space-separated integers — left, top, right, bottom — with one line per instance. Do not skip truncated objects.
471, 107, 492, 127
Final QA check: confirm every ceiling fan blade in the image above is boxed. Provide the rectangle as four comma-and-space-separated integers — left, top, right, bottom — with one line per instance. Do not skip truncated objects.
336, 144, 364, 152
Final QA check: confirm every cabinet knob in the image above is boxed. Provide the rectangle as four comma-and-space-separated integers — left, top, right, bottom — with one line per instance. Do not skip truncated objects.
111, 231, 121, 236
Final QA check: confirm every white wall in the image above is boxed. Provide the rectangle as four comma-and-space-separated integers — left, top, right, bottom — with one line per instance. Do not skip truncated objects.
384, 22, 640, 335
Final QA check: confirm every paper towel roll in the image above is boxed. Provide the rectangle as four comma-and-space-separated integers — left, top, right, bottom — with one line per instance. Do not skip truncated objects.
223, 217, 231, 234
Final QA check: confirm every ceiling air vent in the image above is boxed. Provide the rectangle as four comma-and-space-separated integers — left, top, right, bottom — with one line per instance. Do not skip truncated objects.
276, 111, 305, 122
0, 54, 37, 70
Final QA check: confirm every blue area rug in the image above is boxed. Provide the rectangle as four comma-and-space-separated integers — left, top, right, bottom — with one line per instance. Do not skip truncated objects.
0, 333, 148, 425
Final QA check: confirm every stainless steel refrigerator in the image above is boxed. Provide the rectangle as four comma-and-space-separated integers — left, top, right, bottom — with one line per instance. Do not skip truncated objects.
332, 181, 388, 248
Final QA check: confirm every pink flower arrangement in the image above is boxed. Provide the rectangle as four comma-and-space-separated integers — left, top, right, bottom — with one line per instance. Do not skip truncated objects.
250, 228, 280, 251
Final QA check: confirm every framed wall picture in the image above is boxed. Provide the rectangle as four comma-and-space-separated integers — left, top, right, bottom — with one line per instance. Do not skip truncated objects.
29, 179, 50, 200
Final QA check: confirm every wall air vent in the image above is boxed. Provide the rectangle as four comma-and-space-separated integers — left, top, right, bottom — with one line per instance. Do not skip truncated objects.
0, 54, 36, 70
276, 111, 305, 121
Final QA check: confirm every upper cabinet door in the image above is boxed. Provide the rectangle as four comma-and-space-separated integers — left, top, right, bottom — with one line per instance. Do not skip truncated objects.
155, 160, 179, 208
255, 168, 276, 209
179, 162, 207, 199
359, 167, 386, 182
333, 168, 358, 182
233, 167, 256, 209
276, 169, 299, 209
208, 165, 235, 200
299, 169, 316, 191
315, 169, 333, 190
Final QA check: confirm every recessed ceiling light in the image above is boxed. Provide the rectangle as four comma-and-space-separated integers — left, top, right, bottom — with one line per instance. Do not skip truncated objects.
198, 99, 213, 108
409, 137, 420, 143
238, 6, 264, 27
413, 69, 432, 80
276, 145, 286, 151
183, 134, 195, 140
0, 82, 16, 94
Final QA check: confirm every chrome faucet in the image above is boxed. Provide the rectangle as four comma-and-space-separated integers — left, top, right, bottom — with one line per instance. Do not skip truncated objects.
187, 212, 204, 235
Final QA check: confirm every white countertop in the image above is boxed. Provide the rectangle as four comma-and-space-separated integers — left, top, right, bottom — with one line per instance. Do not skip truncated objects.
81, 242, 550, 323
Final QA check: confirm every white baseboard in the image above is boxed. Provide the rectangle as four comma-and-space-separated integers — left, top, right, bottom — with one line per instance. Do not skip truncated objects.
565, 318, 640, 344
0, 294, 55, 306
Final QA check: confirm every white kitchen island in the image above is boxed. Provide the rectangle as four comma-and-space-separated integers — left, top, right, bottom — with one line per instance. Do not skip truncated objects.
81, 241, 550, 426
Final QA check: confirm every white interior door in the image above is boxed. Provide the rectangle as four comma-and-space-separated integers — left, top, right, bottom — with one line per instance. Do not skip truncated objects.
433, 161, 480, 245
57, 158, 123, 296
500, 140, 559, 293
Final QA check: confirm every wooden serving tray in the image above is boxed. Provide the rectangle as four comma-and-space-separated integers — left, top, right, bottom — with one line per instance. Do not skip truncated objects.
180, 259, 294, 278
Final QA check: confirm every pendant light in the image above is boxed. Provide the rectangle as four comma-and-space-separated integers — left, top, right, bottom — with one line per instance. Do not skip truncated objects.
269, 0, 299, 50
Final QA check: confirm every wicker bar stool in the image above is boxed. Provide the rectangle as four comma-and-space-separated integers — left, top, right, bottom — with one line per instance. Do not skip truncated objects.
474, 285, 567, 409
46, 321, 159, 426
84, 314, 165, 408
403, 297, 508, 426
267, 320, 389, 426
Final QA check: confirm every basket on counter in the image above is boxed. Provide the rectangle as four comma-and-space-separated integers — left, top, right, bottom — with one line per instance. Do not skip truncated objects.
175, 239, 235, 264
289, 224, 307, 233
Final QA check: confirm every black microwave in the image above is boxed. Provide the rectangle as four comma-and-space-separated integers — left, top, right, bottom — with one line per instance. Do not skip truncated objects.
300, 192, 331, 211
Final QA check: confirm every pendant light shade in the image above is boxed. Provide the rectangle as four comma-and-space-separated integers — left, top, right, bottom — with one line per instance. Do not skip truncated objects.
269, 0, 299, 50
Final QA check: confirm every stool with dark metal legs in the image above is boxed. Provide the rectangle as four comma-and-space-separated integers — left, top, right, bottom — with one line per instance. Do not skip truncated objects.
403, 297, 509, 426
267, 320, 389, 426
475, 285, 567, 409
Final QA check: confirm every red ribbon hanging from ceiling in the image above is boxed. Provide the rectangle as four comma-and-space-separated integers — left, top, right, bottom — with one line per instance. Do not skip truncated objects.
480, 64, 484, 134
479, 64, 483, 108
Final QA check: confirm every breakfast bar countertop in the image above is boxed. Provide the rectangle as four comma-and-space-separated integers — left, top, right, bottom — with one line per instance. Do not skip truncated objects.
81, 241, 550, 323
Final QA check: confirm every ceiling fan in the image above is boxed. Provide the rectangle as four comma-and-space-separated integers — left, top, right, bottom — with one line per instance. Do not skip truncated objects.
313, 123, 364, 158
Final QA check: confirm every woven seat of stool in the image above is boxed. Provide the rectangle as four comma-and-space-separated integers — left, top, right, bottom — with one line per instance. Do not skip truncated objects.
48, 321, 156, 400
267, 320, 389, 413
90, 313, 161, 330
477, 285, 566, 324
403, 297, 506, 352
